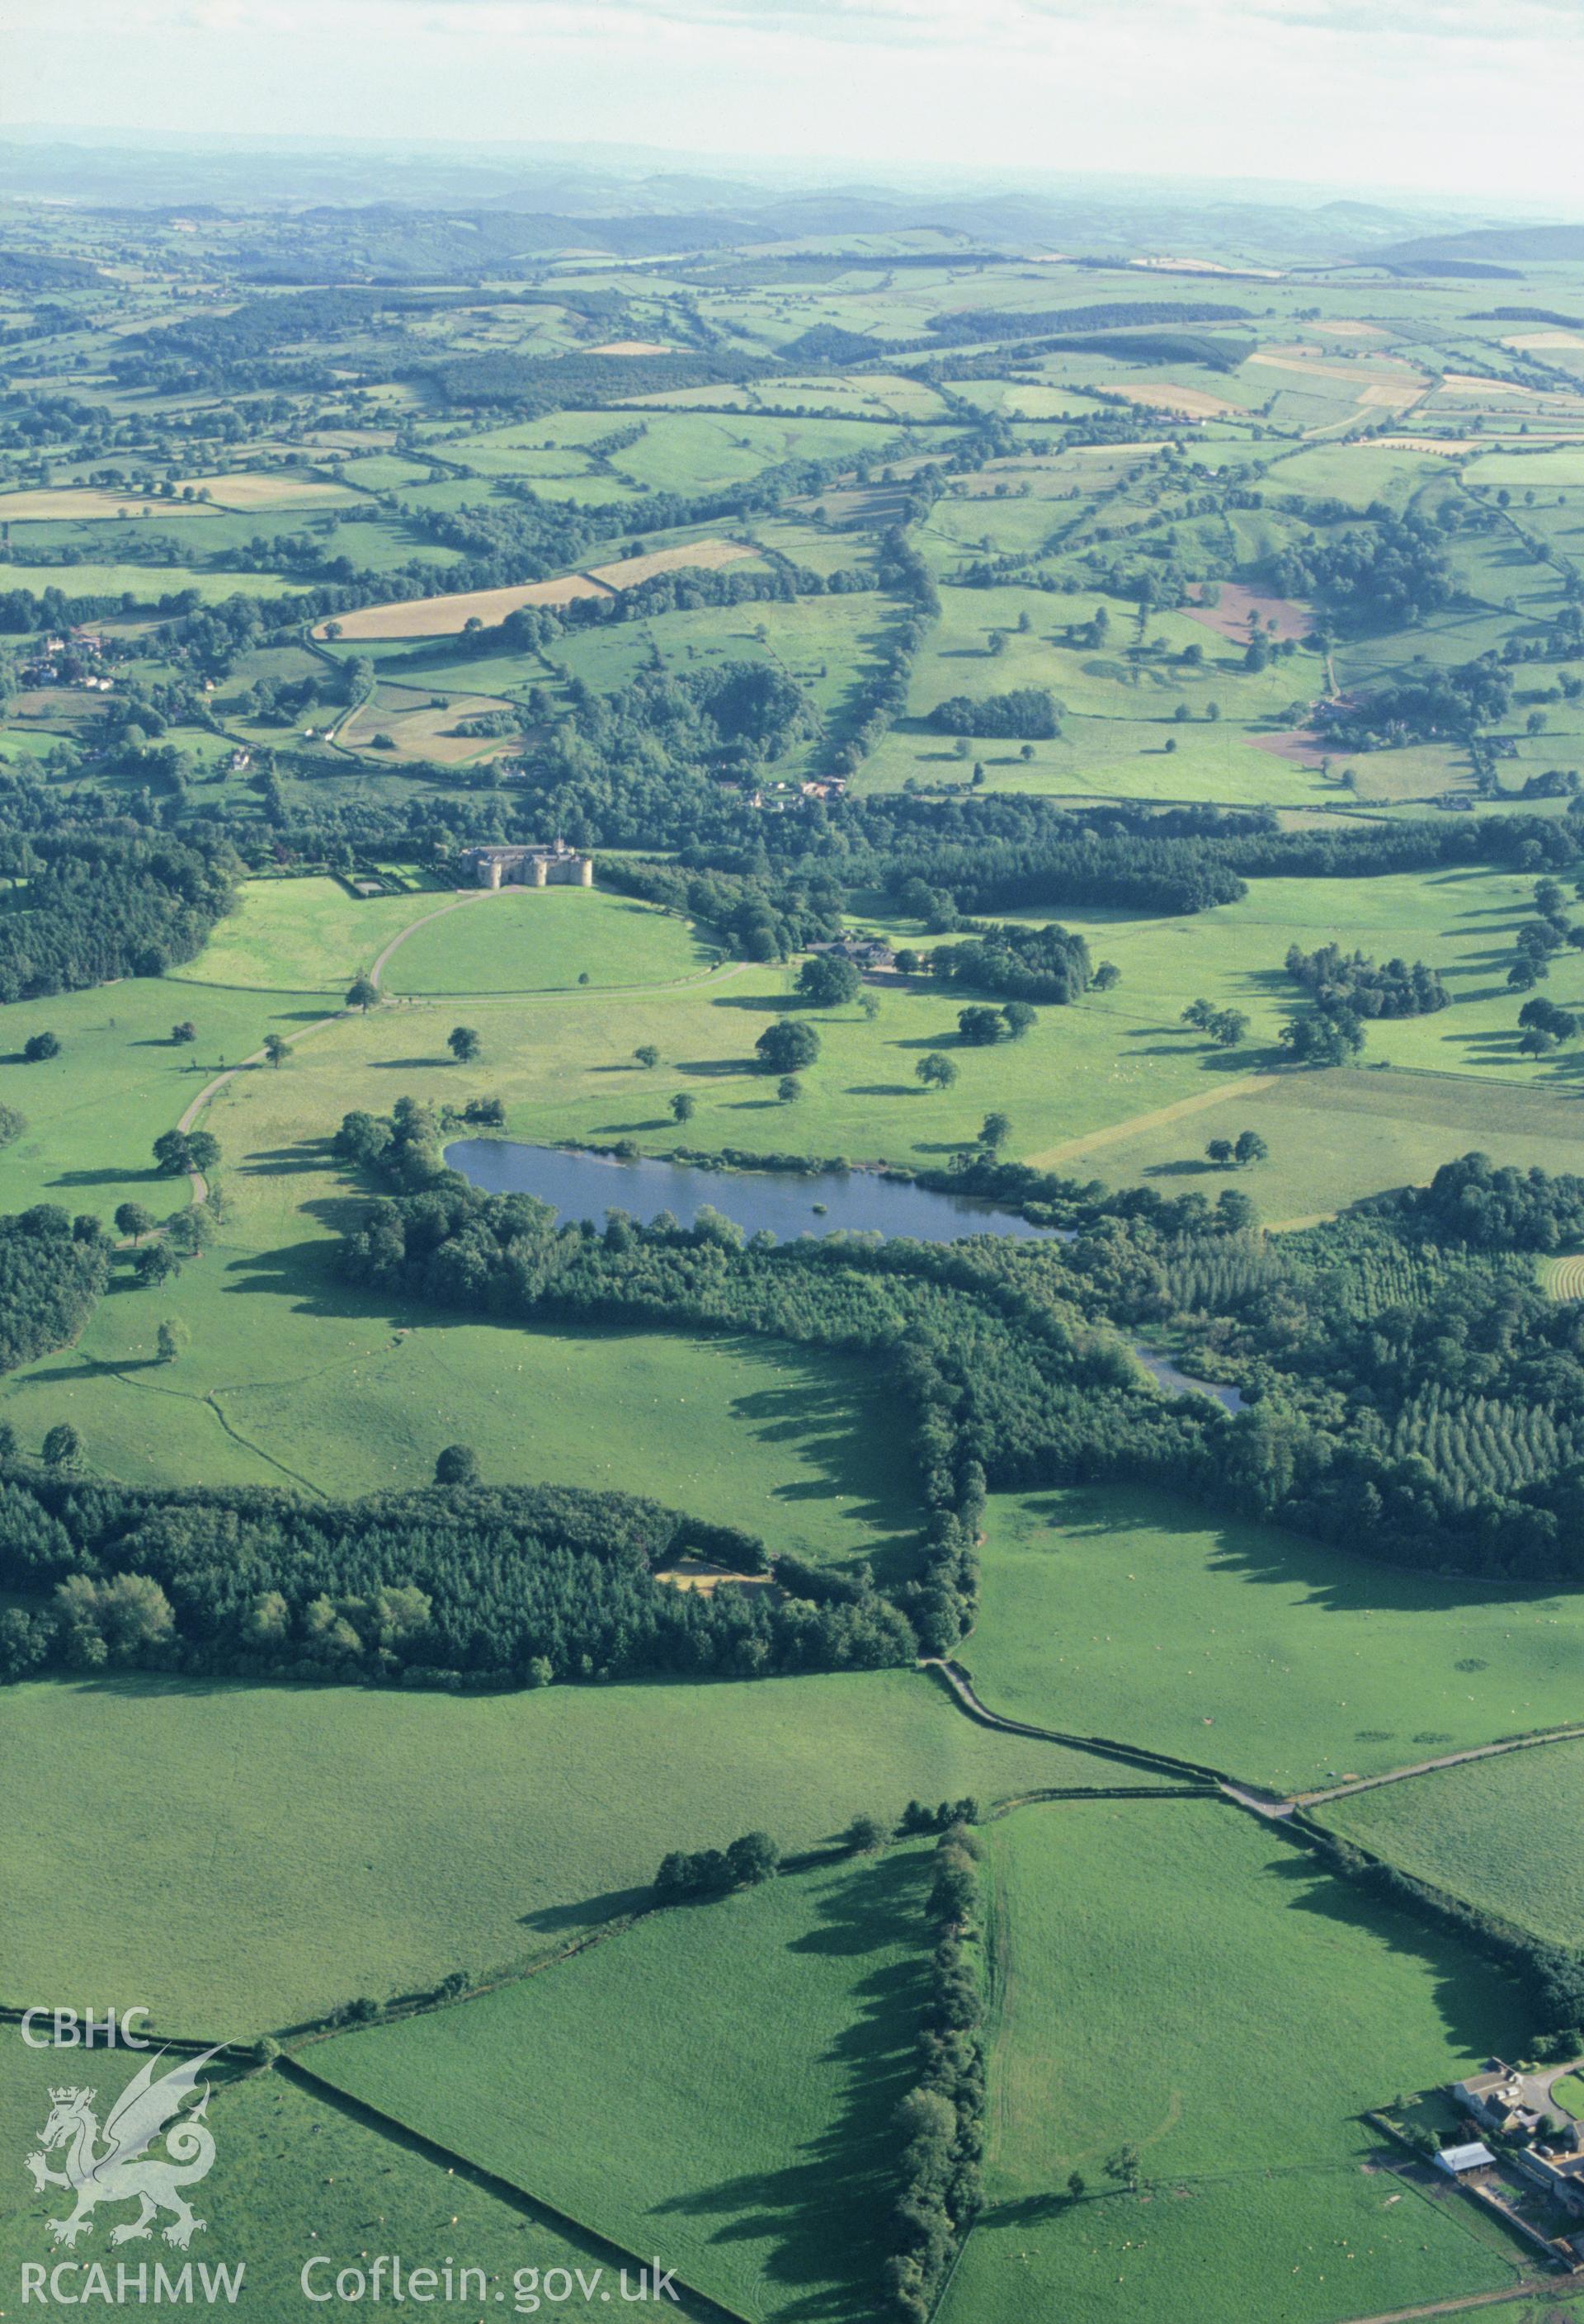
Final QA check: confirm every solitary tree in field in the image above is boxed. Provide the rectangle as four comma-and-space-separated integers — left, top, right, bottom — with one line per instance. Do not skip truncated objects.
1067, 2172, 1087, 2202
1092, 962, 1120, 992
171, 1021, 197, 1046
346, 974, 379, 1012
435, 1443, 479, 1487
1233, 1129, 1269, 1166
634, 1044, 660, 1070
670, 1092, 696, 1124
860, 992, 880, 1022
755, 1020, 820, 1076
43, 1422, 82, 1471
777, 1075, 802, 1104
980, 1111, 1011, 1153
115, 1202, 155, 1244
23, 1031, 59, 1063
844, 1814, 885, 1854
448, 1026, 482, 1064
917, 1053, 957, 1091
156, 1317, 190, 1365
1206, 1138, 1234, 1168
262, 1034, 290, 1069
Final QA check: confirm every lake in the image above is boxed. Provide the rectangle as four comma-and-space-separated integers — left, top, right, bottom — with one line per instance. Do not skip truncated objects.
444, 1138, 1055, 1243
443, 1138, 1244, 1415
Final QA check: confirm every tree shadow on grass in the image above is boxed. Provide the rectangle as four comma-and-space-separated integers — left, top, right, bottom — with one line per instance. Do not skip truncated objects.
52, 1166, 167, 1188
518, 1883, 653, 1937
1024, 1481, 1572, 1617
648, 1848, 932, 2323
1261, 1836, 1530, 2060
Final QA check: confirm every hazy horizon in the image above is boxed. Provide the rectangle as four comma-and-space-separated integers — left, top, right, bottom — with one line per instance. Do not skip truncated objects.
7, 0, 1584, 211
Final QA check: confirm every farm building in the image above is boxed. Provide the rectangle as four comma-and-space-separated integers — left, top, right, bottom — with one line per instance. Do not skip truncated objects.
1453, 2062, 1549, 2138
1434, 2143, 1495, 2178
1514, 2135, 1584, 2217
459, 842, 594, 890
808, 936, 895, 969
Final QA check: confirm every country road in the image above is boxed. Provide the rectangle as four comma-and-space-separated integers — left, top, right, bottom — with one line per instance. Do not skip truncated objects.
922, 1656, 1584, 1822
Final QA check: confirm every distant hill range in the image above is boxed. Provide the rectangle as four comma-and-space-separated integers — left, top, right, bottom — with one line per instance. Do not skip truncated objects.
1374, 224, 1584, 274
1, 135, 1576, 284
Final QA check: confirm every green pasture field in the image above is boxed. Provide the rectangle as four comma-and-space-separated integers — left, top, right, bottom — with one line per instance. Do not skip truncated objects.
940, 1800, 1526, 2324
967, 1486, 1584, 1792
1027, 865, 1584, 1120
0, 1239, 929, 1573
0, 1671, 1112, 2029
316, 515, 469, 573
855, 573, 1337, 806
380, 887, 711, 992
0, 972, 340, 1236
177, 876, 447, 989
1315, 1737, 1584, 1948
0, 562, 309, 603
1261, 441, 1453, 507
313, 1846, 936, 2323
1080, 1064, 1584, 1226
0, 2038, 681, 2320
539, 590, 895, 757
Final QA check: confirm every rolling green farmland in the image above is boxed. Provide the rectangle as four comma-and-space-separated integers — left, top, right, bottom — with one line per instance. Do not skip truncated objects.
177, 876, 446, 990
13, 151, 1584, 2324
968, 1487, 1584, 1792
940, 1802, 1527, 2324
314, 1848, 937, 2322
0, 1672, 1114, 2029
1316, 1737, 1584, 1948
380, 885, 711, 993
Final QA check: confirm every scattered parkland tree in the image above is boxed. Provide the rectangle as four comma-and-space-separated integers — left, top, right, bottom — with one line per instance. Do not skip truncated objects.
346, 975, 379, 1012
0, 1106, 23, 1149
1002, 1001, 1036, 1039
634, 1044, 660, 1070
957, 1005, 1006, 1046
134, 1242, 177, 1289
755, 1019, 821, 1076
917, 1053, 958, 1091
980, 1112, 1012, 1153
262, 1034, 290, 1069
434, 1443, 479, 1487
42, 1422, 82, 1471
447, 1026, 482, 1064
156, 1318, 190, 1365
114, 1202, 154, 1244
171, 1022, 197, 1046
152, 1129, 219, 1178
22, 1033, 59, 1063
1233, 1129, 1269, 1166
798, 952, 862, 1008
777, 1075, 803, 1104
670, 1091, 696, 1124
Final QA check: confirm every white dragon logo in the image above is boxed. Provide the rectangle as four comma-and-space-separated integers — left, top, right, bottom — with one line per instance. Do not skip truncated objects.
25, 2047, 223, 2251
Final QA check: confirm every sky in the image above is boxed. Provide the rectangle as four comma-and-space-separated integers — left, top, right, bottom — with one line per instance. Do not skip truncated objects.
6, 0, 1584, 210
